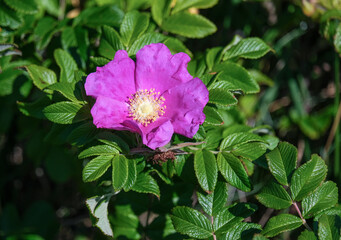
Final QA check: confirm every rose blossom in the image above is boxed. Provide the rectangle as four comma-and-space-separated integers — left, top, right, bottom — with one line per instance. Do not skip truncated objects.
85, 43, 209, 149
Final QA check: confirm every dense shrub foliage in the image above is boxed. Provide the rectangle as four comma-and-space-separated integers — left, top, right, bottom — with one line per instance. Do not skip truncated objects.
0, 0, 340, 239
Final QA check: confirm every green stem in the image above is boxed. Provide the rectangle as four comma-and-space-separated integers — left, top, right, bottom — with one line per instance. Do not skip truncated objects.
334, 53, 340, 180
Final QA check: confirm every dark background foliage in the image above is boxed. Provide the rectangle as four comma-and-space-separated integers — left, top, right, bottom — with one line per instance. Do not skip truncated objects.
0, 0, 340, 239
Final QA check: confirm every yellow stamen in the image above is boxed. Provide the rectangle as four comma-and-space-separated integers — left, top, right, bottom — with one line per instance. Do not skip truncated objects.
128, 89, 166, 126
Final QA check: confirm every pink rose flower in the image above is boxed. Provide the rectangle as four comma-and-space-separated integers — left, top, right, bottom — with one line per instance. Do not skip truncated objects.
85, 43, 209, 149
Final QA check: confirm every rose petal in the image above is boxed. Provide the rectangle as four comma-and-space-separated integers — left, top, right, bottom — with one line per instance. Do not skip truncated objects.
91, 96, 131, 131
124, 117, 174, 150
162, 77, 209, 138
135, 43, 192, 93
85, 50, 135, 101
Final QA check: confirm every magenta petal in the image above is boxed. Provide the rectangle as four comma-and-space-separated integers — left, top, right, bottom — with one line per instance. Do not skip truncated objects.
91, 96, 130, 131
135, 43, 192, 93
162, 78, 209, 138
144, 120, 173, 150
124, 118, 174, 150
85, 50, 135, 101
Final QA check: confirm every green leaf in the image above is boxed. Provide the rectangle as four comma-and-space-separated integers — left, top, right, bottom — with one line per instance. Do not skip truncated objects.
90, 56, 110, 66
47, 81, 84, 104
197, 181, 228, 216
298, 230, 317, 240
217, 152, 251, 192
219, 222, 261, 240
170, 206, 213, 239
123, 158, 137, 191
17, 96, 51, 119
203, 106, 224, 126
223, 37, 271, 60
253, 234, 269, 240
249, 69, 274, 86
73, 5, 124, 28
213, 62, 259, 94
38, 0, 60, 17
151, 0, 171, 25
0, 5, 22, 29
67, 121, 98, 146
127, 33, 166, 56
101, 25, 124, 57
172, 0, 218, 14
0, 69, 22, 96
4, 0, 38, 14
26, 65, 57, 90
120, 11, 149, 47
43, 102, 89, 124
208, 88, 238, 107
163, 37, 192, 56
86, 194, 113, 236
131, 173, 160, 198
213, 207, 242, 234
54, 49, 78, 83
206, 47, 223, 71
256, 181, 292, 209
266, 142, 297, 186
78, 145, 119, 159
302, 181, 338, 219
112, 155, 129, 191
97, 132, 130, 153
214, 203, 257, 235
262, 214, 302, 237
61, 26, 89, 65
314, 206, 341, 220
334, 23, 341, 55
162, 12, 216, 38
220, 132, 265, 150
112, 205, 141, 239
290, 154, 328, 201
194, 149, 218, 193
83, 155, 113, 182
318, 214, 340, 240
233, 142, 267, 161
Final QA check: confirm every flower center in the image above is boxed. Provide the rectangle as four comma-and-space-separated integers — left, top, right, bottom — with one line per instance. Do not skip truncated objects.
128, 88, 166, 126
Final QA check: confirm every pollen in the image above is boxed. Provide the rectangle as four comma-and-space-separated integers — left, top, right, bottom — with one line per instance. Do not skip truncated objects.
128, 88, 166, 126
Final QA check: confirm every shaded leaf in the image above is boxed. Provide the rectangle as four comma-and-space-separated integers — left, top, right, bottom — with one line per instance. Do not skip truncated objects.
127, 33, 166, 56
194, 149, 218, 192
256, 181, 292, 210
43, 102, 89, 124
266, 142, 297, 186
26, 65, 57, 90
162, 12, 216, 38
4, 0, 38, 14
318, 214, 340, 240
112, 155, 129, 191
131, 173, 160, 198
302, 181, 338, 219
78, 145, 119, 159
54, 49, 78, 83
208, 88, 238, 107
290, 154, 327, 201
217, 152, 251, 192
298, 230, 317, 240
120, 11, 149, 47
262, 214, 302, 237
170, 206, 212, 239
213, 62, 259, 94
197, 181, 228, 216
83, 155, 113, 182
223, 37, 271, 60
